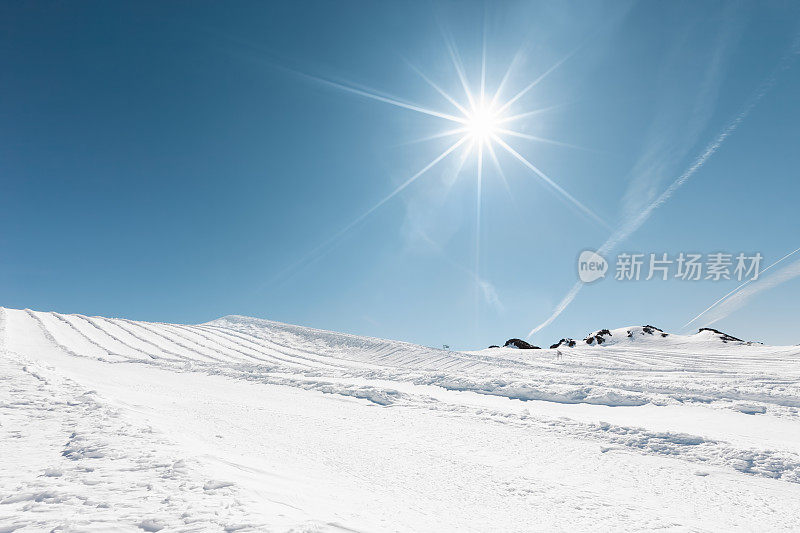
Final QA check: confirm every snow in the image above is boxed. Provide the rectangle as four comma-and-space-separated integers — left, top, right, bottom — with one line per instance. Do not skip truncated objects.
2, 307, 800, 531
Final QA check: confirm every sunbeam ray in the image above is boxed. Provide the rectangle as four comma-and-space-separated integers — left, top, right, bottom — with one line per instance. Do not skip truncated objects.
300, 71, 466, 124
439, 137, 476, 201
396, 127, 468, 147
441, 29, 477, 110
476, 142, 484, 270
496, 49, 577, 114
489, 48, 525, 109
492, 135, 611, 229
475, 140, 484, 330
496, 103, 569, 124
267, 137, 469, 287
485, 141, 516, 206
404, 60, 470, 116
496, 128, 599, 152
480, 13, 487, 103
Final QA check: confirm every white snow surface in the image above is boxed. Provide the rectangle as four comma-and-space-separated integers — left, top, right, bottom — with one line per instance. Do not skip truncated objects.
1, 307, 800, 531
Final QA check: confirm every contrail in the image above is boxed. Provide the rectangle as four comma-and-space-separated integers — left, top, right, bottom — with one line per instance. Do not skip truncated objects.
527, 281, 582, 337
682, 246, 800, 329
526, 35, 800, 339
701, 257, 800, 328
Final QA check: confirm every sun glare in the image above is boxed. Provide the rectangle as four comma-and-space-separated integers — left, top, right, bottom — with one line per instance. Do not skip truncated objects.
465, 103, 500, 141
278, 38, 611, 295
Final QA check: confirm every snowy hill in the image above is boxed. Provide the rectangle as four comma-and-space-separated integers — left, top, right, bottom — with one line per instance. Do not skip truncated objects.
2, 306, 800, 531
551, 324, 751, 347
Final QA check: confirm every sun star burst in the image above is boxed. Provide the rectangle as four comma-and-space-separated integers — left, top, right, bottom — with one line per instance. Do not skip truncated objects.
272, 37, 611, 304
464, 102, 501, 142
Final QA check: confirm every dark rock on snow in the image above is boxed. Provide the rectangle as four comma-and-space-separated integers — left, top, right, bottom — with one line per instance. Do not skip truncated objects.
585, 329, 612, 345
504, 338, 540, 349
629, 325, 668, 338
550, 338, 577, 349
699, 327, 744, 343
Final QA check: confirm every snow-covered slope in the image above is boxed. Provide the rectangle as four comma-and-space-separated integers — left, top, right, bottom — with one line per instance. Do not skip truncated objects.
2, 307, 800, 531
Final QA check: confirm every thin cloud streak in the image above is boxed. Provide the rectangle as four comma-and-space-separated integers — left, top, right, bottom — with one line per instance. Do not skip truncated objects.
621, 9, 743, 220
702, 257, 800, 327
527, 35, 800, 339
683, 246, 800, 329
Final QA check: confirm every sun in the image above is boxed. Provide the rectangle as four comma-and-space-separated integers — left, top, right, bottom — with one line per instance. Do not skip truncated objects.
275, 39, 611, 295
465, 102, 500, 141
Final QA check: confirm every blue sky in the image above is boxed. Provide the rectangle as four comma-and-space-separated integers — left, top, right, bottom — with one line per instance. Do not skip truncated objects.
2, 1, 800, 348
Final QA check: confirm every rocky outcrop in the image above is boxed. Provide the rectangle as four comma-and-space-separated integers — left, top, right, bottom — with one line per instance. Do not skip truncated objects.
699, 328, 743, 343
492, 325, 748, 352
585, 329, 612, 345
504, 338, 540, 350
550, 338, 577, 349
629, 325, 668, 338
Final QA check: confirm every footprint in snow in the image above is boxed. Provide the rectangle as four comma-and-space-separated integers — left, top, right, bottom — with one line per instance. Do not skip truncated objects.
203, 480, 235, 491
138, 518, 166, 532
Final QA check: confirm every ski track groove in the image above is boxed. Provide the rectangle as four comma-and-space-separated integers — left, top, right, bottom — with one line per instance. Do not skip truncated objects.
70, 314, 160, 361
54, 313, 145, 361
24, 310, 95, 362
169, 323, 309, 368
50, 312, 124, 361
117, 319, 229, 364
196, 325, 344, 370
158, 323, 262, 365
91, 317, 195, 363
178, 323, 316, 369
143, 322, 239, 364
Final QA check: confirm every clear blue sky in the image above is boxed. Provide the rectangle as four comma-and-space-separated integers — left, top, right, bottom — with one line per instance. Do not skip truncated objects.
2, 1, 800, 348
